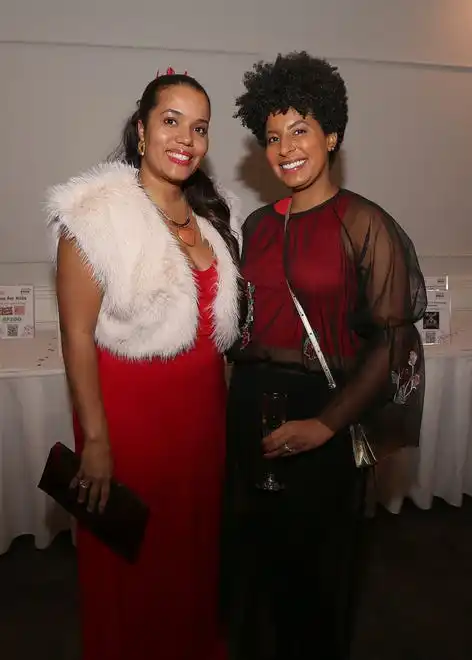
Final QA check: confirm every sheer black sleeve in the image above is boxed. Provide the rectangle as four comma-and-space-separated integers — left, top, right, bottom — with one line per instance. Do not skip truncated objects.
318, 201, 427, 444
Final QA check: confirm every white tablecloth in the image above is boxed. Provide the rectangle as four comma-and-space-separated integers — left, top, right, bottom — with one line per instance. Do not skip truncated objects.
378, 311, 472, 513
1, 315, 472, 554
0, 330, 74, 554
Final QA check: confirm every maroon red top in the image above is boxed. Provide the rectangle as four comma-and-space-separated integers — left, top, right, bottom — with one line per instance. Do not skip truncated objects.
243, 191, 360, 359
230, 189, 426, 438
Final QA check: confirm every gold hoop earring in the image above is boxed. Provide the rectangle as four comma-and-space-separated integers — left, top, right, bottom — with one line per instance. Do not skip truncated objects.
138, 139, 145, 157
328, 133, 338, 152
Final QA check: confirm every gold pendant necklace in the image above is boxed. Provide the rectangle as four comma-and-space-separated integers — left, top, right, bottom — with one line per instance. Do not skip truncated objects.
141, 183, 196, 247
158, 204, 196, 247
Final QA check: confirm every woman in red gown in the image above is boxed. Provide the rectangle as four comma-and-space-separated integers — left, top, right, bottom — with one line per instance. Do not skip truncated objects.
46, 70, 240, 660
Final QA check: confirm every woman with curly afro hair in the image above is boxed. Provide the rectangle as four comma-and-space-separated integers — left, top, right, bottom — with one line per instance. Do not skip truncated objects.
221, 52, 426, 659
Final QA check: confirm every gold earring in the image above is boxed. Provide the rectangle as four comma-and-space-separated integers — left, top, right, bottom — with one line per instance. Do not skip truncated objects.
138, 138, 145, 156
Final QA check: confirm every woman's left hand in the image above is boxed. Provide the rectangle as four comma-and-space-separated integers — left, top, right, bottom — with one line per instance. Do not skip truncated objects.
263, 418, 334, 458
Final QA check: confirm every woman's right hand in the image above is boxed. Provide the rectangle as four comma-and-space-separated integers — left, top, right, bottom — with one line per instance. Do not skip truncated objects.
71, 437, 113, 514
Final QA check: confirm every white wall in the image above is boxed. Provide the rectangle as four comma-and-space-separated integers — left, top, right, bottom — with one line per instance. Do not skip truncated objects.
1, 0, 472, 296
2, 0, 472, 66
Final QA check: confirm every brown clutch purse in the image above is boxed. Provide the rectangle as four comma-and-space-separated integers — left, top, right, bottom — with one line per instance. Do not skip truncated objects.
38, 442, 150, 563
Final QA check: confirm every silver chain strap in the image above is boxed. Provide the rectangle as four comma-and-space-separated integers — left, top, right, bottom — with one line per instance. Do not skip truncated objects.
284, 206, 336, 390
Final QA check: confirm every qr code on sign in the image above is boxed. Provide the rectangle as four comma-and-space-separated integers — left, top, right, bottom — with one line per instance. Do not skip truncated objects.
7, 324, 19, 337
424, 331, 438, 344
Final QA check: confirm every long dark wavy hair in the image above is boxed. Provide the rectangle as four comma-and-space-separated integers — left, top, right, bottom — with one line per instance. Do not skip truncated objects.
111, 73, 239, 262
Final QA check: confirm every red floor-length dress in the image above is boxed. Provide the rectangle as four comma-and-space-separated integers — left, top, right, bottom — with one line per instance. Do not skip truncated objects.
75, 264, 227, 660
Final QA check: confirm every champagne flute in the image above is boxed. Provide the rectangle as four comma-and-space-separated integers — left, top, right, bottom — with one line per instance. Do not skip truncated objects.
256, 392, 287, 492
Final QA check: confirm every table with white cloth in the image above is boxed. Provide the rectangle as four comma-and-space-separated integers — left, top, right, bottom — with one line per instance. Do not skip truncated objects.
377, 311, 472, 513
1, 315, 472, 555
0, 330, 74, 554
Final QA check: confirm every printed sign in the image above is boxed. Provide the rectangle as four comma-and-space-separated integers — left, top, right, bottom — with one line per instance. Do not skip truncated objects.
424, 275, 448, 291
417, 279, 451, 345
0, 285, 35, 339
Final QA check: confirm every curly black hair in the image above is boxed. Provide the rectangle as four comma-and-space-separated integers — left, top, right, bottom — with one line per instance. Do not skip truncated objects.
234, 51, 348, 159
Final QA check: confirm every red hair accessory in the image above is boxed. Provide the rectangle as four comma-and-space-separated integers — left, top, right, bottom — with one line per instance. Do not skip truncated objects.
156, 67, 188, 78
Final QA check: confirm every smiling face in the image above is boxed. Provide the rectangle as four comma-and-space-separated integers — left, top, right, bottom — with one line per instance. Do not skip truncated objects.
265, 108, 337, 192
138, 83, 210, 185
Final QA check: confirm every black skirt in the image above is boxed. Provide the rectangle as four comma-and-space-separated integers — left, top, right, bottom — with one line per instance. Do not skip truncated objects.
221, 362, 366, 660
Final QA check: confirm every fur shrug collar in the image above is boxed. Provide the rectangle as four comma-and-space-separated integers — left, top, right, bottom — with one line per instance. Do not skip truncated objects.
46, 162, 241, 359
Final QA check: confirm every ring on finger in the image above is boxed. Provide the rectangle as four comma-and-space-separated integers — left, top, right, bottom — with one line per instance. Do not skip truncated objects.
79, 479, 91, 489
283, 442, 293, 454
